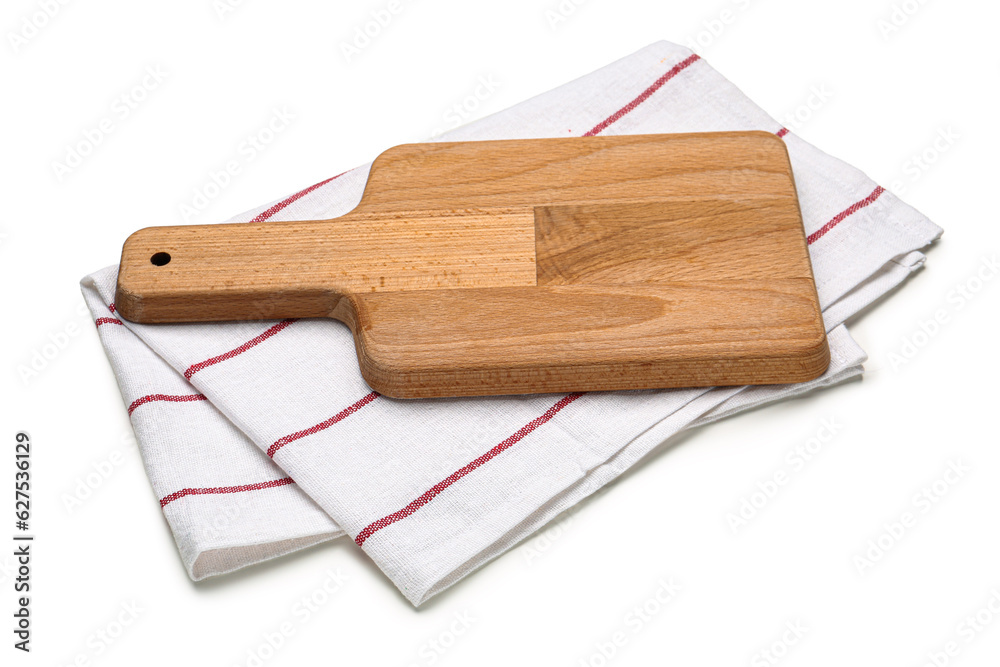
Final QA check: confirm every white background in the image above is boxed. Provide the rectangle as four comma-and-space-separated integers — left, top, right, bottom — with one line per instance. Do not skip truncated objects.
2, 0, 999, 665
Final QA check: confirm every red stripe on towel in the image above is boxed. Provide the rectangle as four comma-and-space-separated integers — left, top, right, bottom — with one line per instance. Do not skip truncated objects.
807, 186, 886, 245
160, 477, 295, 508
251, 172, 346, 223
183, 319, 297, 380
354, 393, 585, 547
583, 54, 701, 136
128, 393, 207, 416
268, 391, 380, 458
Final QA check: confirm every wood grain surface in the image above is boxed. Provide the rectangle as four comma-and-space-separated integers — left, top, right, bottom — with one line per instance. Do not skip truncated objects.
116, 132, 829, 398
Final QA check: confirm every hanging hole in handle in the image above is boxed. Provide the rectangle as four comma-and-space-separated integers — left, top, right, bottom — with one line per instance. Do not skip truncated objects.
150, 252, 171, 266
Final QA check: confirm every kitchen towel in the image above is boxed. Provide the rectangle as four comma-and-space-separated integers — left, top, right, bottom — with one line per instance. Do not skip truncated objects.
82, 41, 941, 606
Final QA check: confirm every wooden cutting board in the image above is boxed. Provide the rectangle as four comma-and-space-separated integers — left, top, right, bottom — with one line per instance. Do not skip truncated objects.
115, 131, 829, 398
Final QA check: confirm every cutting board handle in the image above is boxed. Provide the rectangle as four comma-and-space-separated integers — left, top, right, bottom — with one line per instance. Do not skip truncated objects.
115, 207, 538, 322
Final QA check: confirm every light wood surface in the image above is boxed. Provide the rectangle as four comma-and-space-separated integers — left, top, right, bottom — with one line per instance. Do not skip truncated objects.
116, 132, 829, 398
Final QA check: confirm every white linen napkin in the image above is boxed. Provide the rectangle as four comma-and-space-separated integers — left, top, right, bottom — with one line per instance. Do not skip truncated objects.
81, 41, 941, 606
